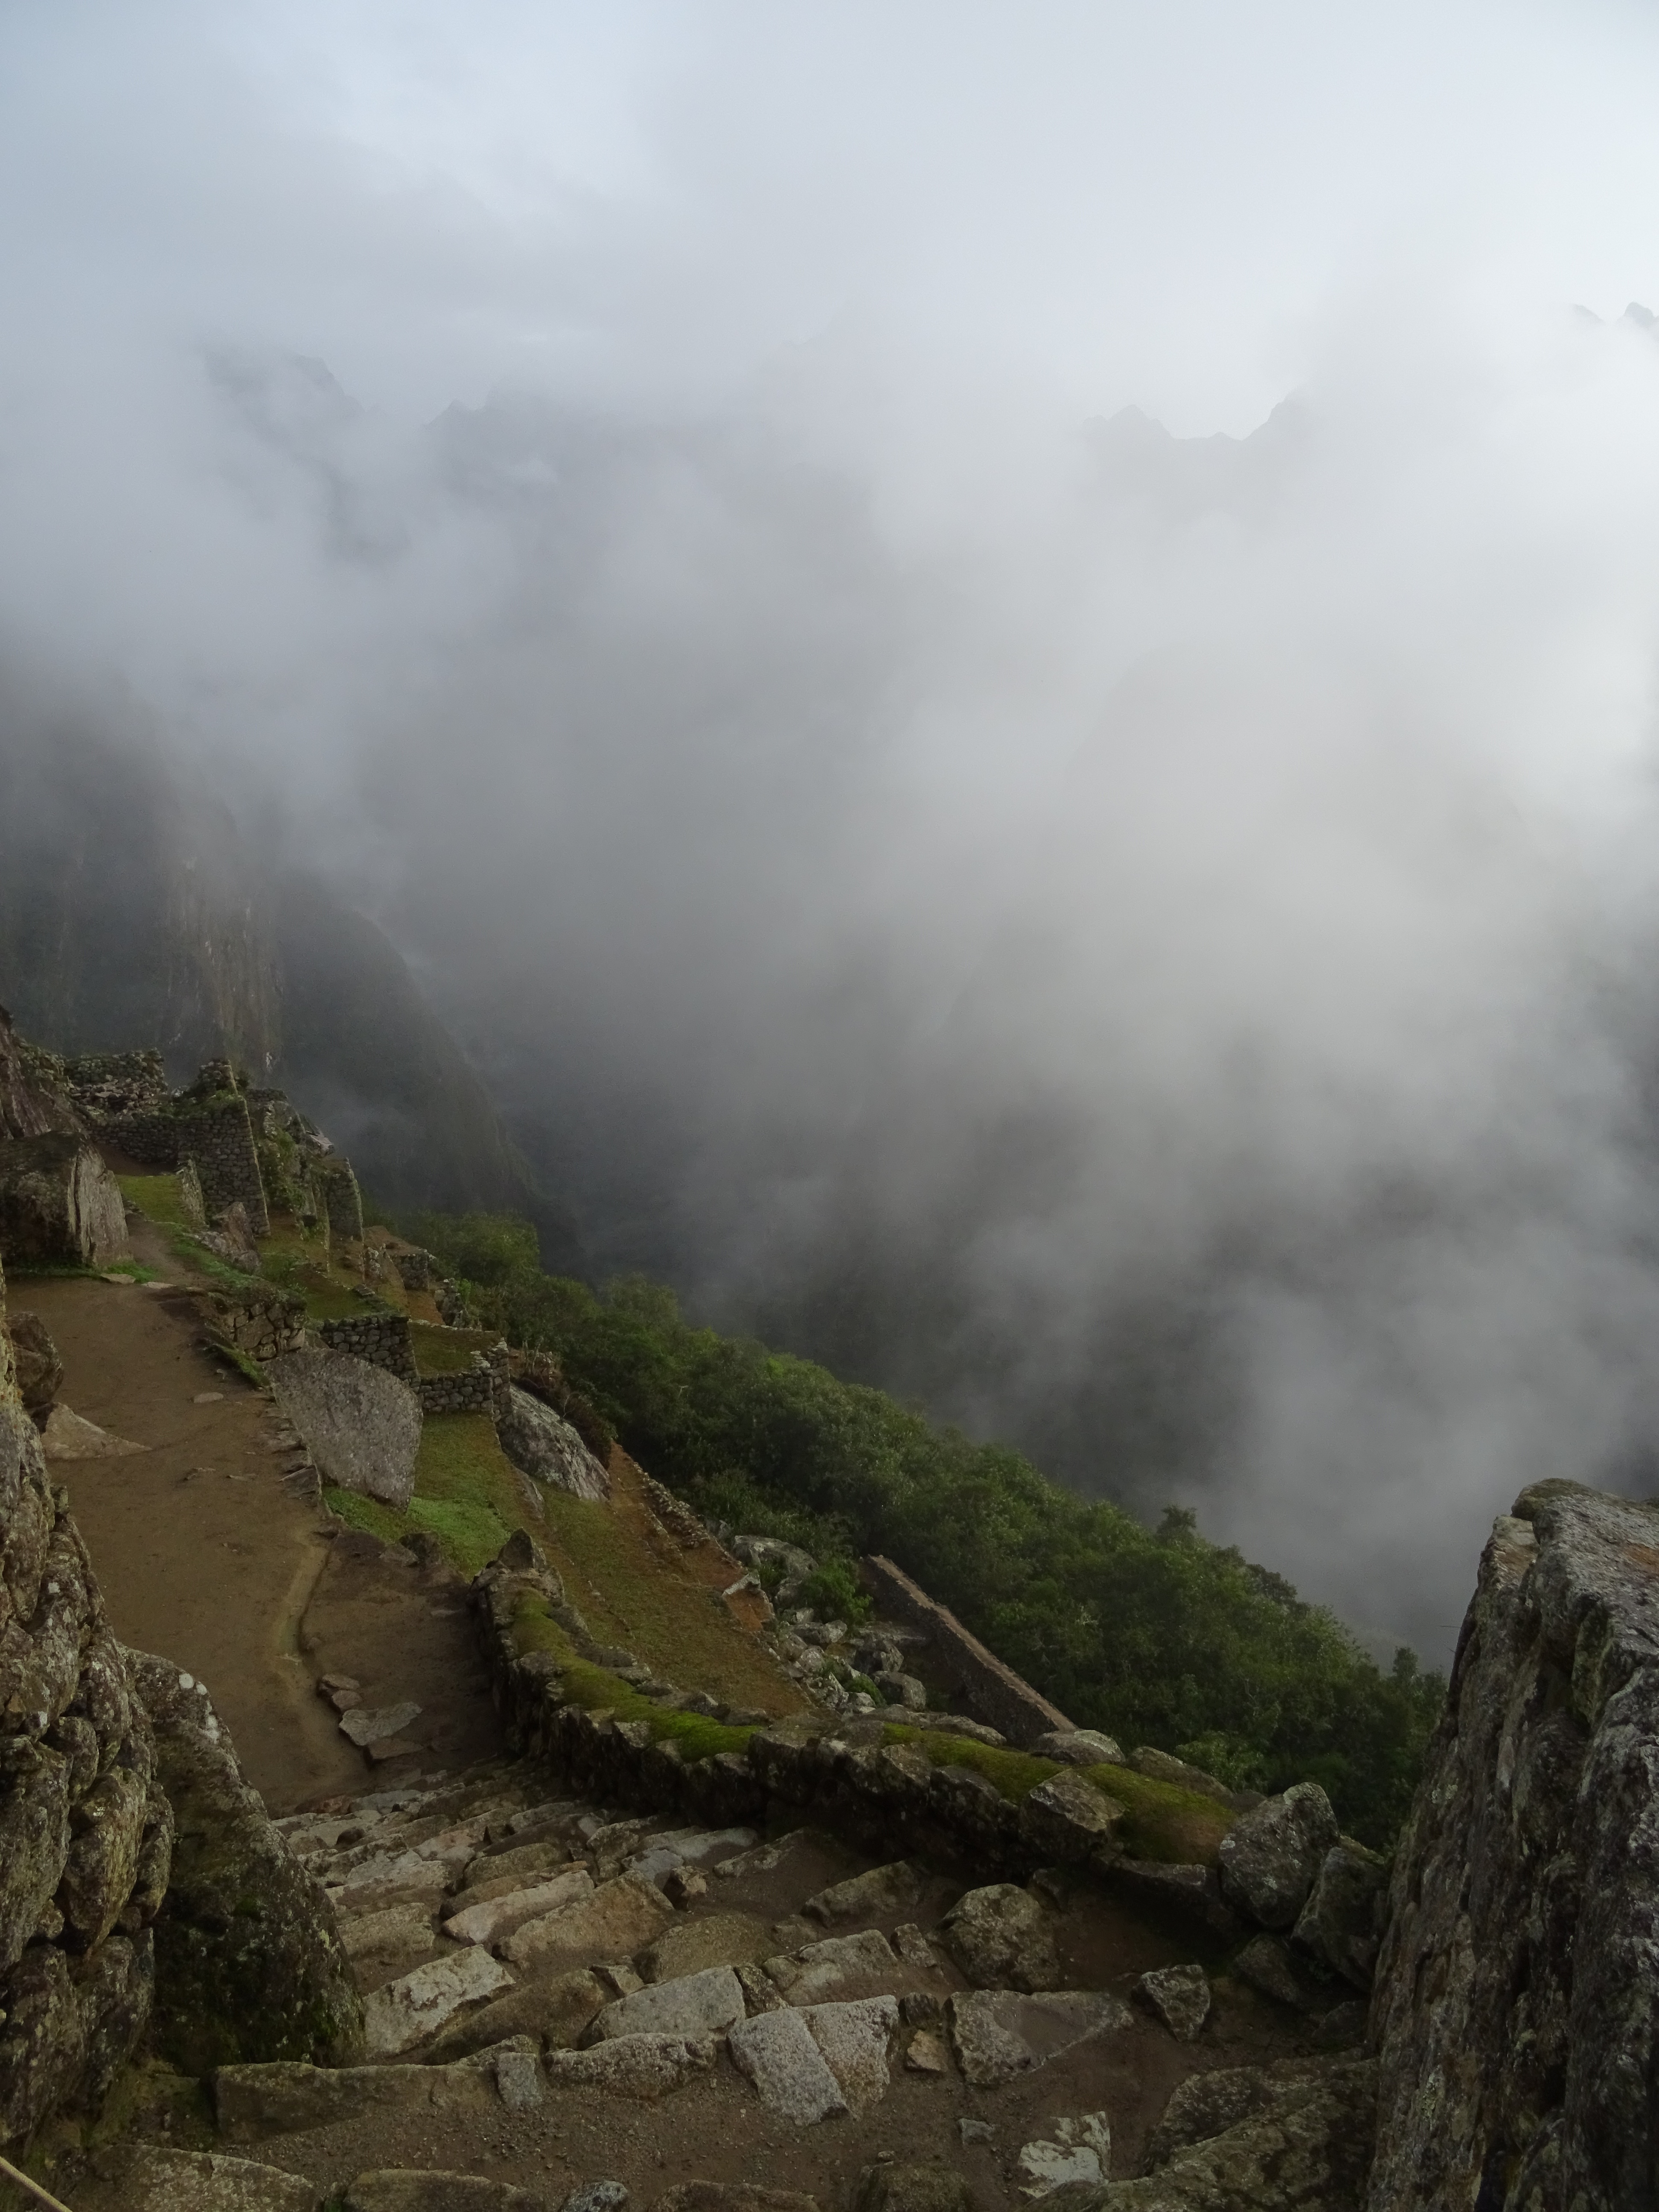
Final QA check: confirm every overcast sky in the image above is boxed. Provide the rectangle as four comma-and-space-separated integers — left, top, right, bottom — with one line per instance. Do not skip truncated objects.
8, 1, 1659, 1655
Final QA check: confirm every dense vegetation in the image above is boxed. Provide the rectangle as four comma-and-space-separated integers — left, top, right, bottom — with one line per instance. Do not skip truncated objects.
403, 1210, 1444, 1847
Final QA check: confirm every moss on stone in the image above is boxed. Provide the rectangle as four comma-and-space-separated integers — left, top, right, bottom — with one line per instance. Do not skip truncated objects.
512, 1599, 757, 1763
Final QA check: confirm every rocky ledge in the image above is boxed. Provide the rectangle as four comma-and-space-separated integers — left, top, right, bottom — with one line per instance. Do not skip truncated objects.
1367, 1480, 1659, 2211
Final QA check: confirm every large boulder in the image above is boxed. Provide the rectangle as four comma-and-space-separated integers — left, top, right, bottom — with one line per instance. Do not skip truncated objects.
1215, 1782, 1337, 1930
1368, 1485, 1659, 2212
129, 1650, 363, 2074
0, 1135, 127, 1268
265, 1347, 421, 1508
497, 1387, 609, 1501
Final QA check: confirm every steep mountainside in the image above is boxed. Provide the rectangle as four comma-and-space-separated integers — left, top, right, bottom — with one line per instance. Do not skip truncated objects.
0, 693, 555, 1236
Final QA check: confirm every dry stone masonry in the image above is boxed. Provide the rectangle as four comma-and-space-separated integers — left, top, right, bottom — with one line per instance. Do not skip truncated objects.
860, 1554, 1075, 1747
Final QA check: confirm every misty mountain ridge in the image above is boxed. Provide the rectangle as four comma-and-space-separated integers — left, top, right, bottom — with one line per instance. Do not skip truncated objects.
0, 690, 578, 1259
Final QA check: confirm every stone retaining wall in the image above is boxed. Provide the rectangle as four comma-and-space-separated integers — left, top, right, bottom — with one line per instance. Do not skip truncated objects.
470, 1545, 1111, 1891
314, 1159, 364, 1245
315, 1311, 418, 1386
860, 1554, 1074, 1747
417, 1365, 495, 1417
103, 1096, 270, 1237
200, 1286, 306, 1365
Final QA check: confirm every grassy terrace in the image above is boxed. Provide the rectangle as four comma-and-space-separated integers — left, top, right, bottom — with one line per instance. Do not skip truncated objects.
324, 1412, 524, 1576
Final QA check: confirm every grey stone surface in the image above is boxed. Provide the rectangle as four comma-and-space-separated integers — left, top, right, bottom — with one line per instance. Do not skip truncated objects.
940, 1884, 1059, 1991
1032, 1729, 1126, 1767
341, 1701, 423, 1749
588, 1965, 745, 2043
1133, 1964, 1210, 2042
1129, 1747, 1257, 1811
1099, 2058, 1376, 2209
860, 1554, 1072, 1745
1368, 1486, 1659, 2212
543, 2031, 718, 2100
1016, 2115, 1112, 2197
802, 1995, 898, 2113
266, 1348, 422, 1508
562, 2187, 628, 2212
0, 1134, 127, 1267
946, 1989, 1131, 2089
422, 1969, 607, 2063
493, 2046, 543, 2113
764, 1928, 898, 2005
129, 2146, 320, 2211
1019, 1770, 1123, 1865
498, 1387, 610, 1500
1289, 1845, 1385, 1991
728, 2007, 847, 2124
40, 1402, 147, 1459
1216, 1784, 1338, 1930
361, 1948, 514, 2057
443, 1867, 593, 1947
802, 1860, 920, 1925
638, 1912, 776, 1984
500, 1873, 672, 1973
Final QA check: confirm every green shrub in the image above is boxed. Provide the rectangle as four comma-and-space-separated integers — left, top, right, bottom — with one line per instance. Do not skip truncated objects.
406, 1211, 1445, 1846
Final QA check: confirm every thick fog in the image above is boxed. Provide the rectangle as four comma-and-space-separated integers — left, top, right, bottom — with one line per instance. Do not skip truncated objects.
8, 3, 1659, 1653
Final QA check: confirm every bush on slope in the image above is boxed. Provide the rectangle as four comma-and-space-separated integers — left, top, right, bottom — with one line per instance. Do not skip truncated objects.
404, 1213, 1443, 1846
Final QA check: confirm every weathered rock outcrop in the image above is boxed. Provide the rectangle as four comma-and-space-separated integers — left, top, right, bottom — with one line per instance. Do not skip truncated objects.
4, 1309, 62, 1421
129, 1648, 364, 2074
498, 1386, 610, 1501
0, 1133, 128, 1268
1367, 1482, 1659, 2212
0, 1008, 84, 1146
265, 1346, 422, 1508
0, 1255, 171, 2146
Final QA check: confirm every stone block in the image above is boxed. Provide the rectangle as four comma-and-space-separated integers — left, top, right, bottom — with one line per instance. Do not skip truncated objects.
499, 1874, 672, 1973
444, 1867, 594, 1947
128, 2146, 321, 2210
542, 2031, 718, 2100
802, 1861, 920, 1926
764, 1929, 897, 2005
940, 1884, 1058, 1992
801, 1995, 898, 2113
588, 1965, 745, 2043
362, 1949, 515, 2058
728, 2008, 847, 2125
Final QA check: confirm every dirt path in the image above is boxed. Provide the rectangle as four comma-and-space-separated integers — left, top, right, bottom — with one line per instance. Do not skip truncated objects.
15, 1267, 503, 1813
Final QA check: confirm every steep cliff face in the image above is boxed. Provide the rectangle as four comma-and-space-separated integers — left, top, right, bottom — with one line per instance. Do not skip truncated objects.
1367, 1480, 1659, 2212
0, 699, 540, 1225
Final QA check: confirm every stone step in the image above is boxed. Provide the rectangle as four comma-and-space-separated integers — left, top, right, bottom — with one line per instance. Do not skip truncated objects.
129, 2145, 320, 2210
212, 2053, 513, 2142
